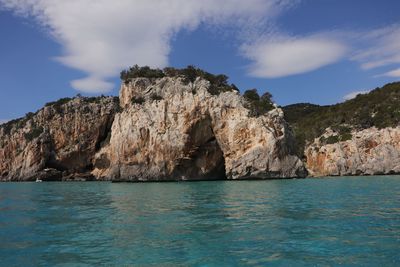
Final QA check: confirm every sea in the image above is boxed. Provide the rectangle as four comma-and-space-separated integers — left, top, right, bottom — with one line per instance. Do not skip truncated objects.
0, 176, 399, 266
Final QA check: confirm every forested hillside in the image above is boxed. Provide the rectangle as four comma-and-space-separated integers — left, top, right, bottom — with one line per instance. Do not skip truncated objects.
283, 82, 400, 156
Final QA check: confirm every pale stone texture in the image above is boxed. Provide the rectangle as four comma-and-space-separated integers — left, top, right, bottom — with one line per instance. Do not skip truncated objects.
305, 127, 400, 177
0, 97, 118, 181
93, 77, 306, 181
0, 77, 306, 181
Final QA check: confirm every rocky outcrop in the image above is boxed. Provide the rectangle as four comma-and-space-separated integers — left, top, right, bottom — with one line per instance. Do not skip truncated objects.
93, 77, 306, 181
0, 76, 306, 181
305, 127, 400, 176
0, 97, 118, 181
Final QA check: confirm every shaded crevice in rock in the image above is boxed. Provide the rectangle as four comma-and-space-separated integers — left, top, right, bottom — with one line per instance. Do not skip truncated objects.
46, 150, 92, 172
174, 116, 226, 180
173, 139, 226, 180
95, 115, 115, 151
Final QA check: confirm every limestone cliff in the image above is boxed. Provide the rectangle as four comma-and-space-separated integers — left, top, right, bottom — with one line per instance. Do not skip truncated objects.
0, 97, 119, 181
0, 76, 306, 181
305, 127, 400, 177
92, 77, 306, 181
283, 82, 400, 177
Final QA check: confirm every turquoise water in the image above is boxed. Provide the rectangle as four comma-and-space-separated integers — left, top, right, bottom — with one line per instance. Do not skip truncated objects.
0, 177, 399, 266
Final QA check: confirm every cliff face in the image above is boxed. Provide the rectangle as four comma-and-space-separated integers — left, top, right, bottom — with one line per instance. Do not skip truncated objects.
92, 77, 306, 181
0, 76, 306, 181
5, 76, 400, 180
305, 127, 400, 177
0, 97, 118, 181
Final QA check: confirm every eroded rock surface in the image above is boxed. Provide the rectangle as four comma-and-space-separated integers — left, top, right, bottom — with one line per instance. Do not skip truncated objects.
0, 97, 118, 181
93, 77, 306, 180
305, 127, 400, 176
0, 77, 306, 181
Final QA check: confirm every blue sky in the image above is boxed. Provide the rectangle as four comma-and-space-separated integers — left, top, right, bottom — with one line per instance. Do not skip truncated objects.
0, 0, 399, 122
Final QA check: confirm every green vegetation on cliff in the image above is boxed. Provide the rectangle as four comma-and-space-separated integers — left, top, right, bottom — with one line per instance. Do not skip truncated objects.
6, 65, 398, 162
283, 82, 400, 156
121, 65, 275, 114
120, 65, 239, 95
24, 124, 44, 141
0, 95, 119, 136
243, 89, 274, 116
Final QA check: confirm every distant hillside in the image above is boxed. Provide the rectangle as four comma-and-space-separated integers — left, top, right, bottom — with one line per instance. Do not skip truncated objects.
283, 82, 400, 157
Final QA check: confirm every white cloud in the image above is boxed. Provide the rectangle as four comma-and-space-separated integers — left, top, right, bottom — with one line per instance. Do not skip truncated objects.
0, 0, 289, 93
70, 76, 114, 94
343, 90, 369, 101
380, 68, 400, 78
240, 24, 400, 79
0, 119, 9, 125
240, 24, 400, 80
2, 0, 396, 90
241, 34, 347, 78
352, 25, 400, 71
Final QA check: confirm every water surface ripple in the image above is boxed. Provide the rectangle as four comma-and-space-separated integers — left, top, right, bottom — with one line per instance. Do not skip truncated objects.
0, 176, 399, 266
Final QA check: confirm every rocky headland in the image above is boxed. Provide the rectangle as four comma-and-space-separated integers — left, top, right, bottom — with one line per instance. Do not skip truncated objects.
1, 66, 400, 181
305, 127, 400, 176
284, 82, 400, 177
0, 97, 119, 181
0, 66, 306, 181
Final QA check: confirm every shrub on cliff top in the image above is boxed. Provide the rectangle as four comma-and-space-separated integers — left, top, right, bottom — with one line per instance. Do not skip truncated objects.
45, 95, 116, 112
120, 65, 165, 81
120, 65, 239, 95
45, 97, 73, 108
0, 114, 37, 135
1, 95, 119, 137
0, 118, 22, 135
243, 89, 274, 116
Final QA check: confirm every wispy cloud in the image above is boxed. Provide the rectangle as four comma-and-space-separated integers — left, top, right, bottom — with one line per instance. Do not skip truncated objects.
242, 23, 400, 80
241, 34, 348, 78
343, 90, 369, 101
380, 68, 400, 78
1, 1, 398, 92
0, 0, 290, 93
351, 25, 400, 72
0, 119, 9, 125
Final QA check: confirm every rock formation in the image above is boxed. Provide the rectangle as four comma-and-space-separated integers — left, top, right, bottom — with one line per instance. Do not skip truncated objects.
6, 72, 400, 180
0, 75, 306, 181
93, 77, 306, 181
0, 97, 118, 181
305, 127, 400, 176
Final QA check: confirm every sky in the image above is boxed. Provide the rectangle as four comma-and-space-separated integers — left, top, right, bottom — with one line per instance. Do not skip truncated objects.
0, 0, 399, 122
